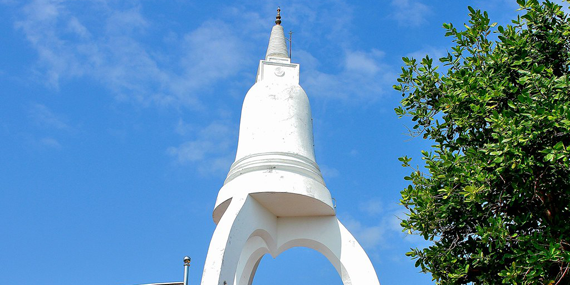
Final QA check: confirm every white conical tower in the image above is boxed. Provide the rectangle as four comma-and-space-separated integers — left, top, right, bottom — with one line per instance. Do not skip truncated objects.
200, 9, 381, 285
212, 7, 334, 225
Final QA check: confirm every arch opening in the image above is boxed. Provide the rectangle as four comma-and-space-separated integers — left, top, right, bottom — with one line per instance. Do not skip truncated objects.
250, 246, 343, 285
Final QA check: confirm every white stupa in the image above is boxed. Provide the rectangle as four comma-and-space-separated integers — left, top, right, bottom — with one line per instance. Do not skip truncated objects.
200, 9, 381, 285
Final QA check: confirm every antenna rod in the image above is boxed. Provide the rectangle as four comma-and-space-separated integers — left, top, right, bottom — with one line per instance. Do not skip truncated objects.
288, 30, 293, 60
183, 256, 191, 285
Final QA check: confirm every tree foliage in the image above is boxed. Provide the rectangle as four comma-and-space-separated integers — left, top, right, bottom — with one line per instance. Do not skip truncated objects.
394, 0, 570, 284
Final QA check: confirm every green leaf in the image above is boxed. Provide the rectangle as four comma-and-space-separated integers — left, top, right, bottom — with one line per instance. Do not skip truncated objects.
553, 141, 565, 150
533, 64, 545, 73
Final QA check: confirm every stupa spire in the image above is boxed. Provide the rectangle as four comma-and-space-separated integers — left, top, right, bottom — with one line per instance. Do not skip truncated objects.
275, 7, 282, 25
265, 7, 289, 60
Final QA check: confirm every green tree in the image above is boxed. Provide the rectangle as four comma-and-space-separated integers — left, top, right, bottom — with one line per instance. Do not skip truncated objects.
394, 0, 570, 284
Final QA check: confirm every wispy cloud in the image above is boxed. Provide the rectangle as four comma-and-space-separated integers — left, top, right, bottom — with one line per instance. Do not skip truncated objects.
319, 164, 340, 179
28, 103, 70, 130
13, 0, 252, 108
15, 0, 83, 88
170, 20, 250, 104
389, 0, 432, 27
341, 214, 386, 249
39, 137, 62, 149
167, 121, 237, 174
298, 48, 396, 101
26, 103, 71, 149
359, 198, 384, 216
407, 46, 447, 62
340, 199, 432, 257
285, 0, 354, 47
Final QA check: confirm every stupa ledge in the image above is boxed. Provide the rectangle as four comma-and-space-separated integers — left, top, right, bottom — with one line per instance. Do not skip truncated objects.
256, 59, 299, 84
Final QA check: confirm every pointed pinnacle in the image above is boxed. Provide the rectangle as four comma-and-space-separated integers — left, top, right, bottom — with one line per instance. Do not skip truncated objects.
275, 7, 282, 25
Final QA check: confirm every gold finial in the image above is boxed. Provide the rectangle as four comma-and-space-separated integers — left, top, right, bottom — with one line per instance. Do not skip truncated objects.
275, 7, 282, 25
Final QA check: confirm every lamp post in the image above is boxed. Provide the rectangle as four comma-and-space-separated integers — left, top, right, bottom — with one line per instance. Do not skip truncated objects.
183, 256, 191, 285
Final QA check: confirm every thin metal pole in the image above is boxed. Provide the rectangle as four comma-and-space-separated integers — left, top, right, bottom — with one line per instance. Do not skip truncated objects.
288, 31, 293, 60
183, 256, 191, 285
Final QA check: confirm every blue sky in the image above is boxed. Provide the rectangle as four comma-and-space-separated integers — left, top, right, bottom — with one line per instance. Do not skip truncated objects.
1, 0, 568, 284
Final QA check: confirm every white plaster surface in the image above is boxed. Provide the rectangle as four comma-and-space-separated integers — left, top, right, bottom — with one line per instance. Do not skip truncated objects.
265, 24, 289, 60
213, 51, 334, 221
201, 22, 381, 285
202, 195, 380, 285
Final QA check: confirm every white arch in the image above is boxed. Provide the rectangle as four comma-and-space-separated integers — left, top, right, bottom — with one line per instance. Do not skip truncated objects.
200, 194, 381, 285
